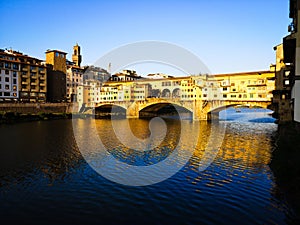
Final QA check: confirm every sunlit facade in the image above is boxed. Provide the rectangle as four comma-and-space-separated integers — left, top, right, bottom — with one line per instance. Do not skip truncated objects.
0, 49, 47, 102
77, 71, 275, 111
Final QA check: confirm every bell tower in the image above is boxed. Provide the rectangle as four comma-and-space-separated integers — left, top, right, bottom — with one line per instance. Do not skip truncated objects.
72, 43, 82, 67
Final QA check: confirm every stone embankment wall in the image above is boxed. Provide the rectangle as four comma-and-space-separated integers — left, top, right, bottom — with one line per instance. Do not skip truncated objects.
0, 103, 78, 114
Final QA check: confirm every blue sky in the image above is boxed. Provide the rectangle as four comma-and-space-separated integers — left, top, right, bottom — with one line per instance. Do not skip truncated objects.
0, 0, 290, 75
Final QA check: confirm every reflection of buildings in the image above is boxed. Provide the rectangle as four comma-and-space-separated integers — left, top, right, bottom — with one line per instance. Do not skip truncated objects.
0, 49, 47, 102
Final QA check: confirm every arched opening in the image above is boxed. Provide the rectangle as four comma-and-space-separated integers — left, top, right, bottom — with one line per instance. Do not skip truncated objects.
172, 88, 180, 98
161, 89, 171, 98
95, 104, 126, 119
211, 104, 275, 123
74, 49, 77, 55
139, 103, 192, 119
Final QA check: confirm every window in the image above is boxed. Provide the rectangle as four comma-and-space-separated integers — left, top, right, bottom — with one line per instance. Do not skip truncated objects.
4, 92, 10, 96
55, 52, 59, 57
223, 94, 227, 98
13, 71, 17, 77
13, 79, 17, 85
223, 87, 227, 91
5, 85, 9, 90
5, 70, 9, 75
284, 70, 290, 77
5, 77, 9, 82
284, 80, 290, 86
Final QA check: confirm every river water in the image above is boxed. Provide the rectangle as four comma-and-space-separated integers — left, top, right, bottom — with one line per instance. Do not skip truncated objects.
0, 108, 299, 224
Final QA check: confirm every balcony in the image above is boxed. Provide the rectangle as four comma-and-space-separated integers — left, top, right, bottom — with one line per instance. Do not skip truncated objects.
22, 67, 28, 71
31, 75, 37, 79
22, 74, 29, 78
30, 68, 37, 73
39, 83, 46, 86
22, 81, 28, 85
31, 89, 39, 92
39, 69, 45, 74
39, 76, 45, 80
31, 82, 37, 86
40, 89, 46, 93
22, 88, 29, 92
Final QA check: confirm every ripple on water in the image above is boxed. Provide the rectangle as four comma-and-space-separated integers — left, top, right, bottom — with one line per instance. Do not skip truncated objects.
0, 117, 298, 224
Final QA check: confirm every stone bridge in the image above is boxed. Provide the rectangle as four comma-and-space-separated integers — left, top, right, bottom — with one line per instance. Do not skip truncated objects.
93, 98, 271, 120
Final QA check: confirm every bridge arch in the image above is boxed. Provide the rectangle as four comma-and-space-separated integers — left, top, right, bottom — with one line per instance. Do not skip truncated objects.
208, 102, 269, 114
94, 103, 127, 117
138, 100, 193, 118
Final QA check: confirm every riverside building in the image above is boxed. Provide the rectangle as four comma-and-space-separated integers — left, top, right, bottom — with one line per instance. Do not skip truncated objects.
0, 49, 47, 102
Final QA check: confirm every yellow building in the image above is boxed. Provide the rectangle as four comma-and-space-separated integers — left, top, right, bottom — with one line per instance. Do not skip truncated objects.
210, 70, 275, 102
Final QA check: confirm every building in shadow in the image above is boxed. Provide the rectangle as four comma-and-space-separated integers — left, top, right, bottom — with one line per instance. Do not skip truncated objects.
45, 49, 67, 102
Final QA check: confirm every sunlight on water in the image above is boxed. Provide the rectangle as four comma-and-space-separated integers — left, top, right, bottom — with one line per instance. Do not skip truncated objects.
0, 109, 298, 224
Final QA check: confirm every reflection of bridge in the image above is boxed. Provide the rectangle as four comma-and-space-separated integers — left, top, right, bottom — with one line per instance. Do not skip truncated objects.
94, 98, 271, 120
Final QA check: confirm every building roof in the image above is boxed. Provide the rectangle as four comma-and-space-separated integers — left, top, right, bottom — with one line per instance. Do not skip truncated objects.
212, 70, 272, 77
45, 49, 67, 54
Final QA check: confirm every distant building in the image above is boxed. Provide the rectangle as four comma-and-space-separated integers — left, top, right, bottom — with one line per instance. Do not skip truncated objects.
147, 73, 174, 79
77, 79, 101, 108
83, 65, 110, 82
45, 49, 67, 102
0, 49, 47, 102
76, 71, 274, 112
72, 43, 82, 67
66, 44, 84, 102
110, 69, 142, 81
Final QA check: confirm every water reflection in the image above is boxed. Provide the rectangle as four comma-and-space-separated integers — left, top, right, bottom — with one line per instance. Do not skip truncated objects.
0, 114, 299, 224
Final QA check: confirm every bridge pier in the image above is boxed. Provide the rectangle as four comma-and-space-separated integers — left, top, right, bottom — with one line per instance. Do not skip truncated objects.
126, 102, 140, 119
207, 112, 219, 121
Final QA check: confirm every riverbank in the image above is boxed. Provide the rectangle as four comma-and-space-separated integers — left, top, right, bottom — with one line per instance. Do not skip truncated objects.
0, 102, 78, 114
0, 102, 80, 124
0, 112, 73, 124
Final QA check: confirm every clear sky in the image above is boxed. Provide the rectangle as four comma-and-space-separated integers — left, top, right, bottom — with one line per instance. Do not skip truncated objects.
0, 0, 291, 76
